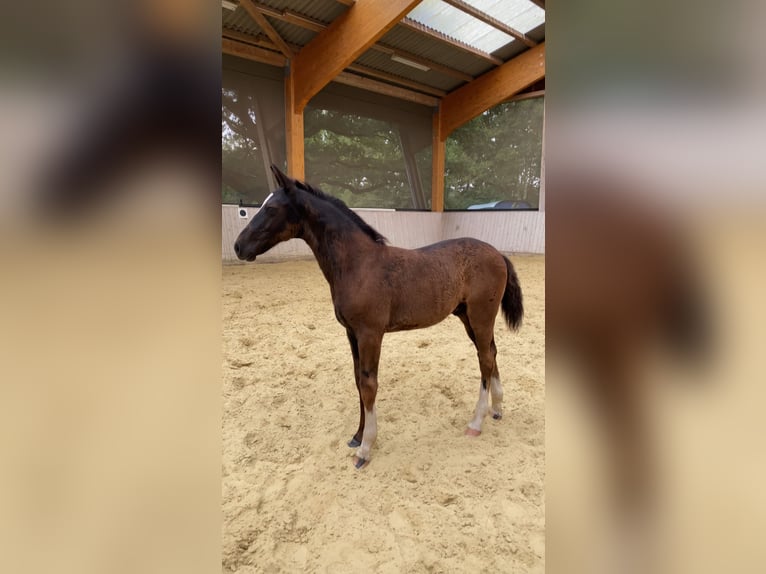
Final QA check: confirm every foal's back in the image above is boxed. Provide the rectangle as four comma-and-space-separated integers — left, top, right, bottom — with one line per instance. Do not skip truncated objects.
373, 238, 508, 332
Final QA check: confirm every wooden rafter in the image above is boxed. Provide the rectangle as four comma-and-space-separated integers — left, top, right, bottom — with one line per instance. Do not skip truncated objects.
347, 64, 446, 97
222, 37, 285, 67
223, 29, 290, 55
439, 43, 545, 138
401, 18, 504, 66
441, 0, 536, 48
223, 30, 443, 99
222, 28, 267, 47
240, 0, 294, 58
529, 0, 545, 10
335, 72, 439, 107
504, 89, 545, 103
222, 36, 439, 108
369, 43, 473, 83
291, 0, 422, 110
238, 0, 472, 84
281, 10, 325, 32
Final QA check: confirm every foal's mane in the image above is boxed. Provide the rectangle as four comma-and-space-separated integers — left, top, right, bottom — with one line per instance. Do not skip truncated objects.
296, 180, 387, 244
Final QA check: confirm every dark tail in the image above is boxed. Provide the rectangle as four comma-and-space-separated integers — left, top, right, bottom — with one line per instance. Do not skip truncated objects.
502, 257, 524, 331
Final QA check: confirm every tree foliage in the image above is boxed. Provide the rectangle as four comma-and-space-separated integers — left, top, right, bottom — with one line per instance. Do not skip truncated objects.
222, 87, 271, 205
222, 86, 543, 210
303, 109, 413, 208
445, 98, 544, 209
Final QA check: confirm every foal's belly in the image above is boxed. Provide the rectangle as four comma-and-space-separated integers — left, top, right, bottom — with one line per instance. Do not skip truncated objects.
386, 288, 460, 332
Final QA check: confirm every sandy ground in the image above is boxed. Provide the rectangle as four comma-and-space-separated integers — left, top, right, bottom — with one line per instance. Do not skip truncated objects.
222, 255, 544, 573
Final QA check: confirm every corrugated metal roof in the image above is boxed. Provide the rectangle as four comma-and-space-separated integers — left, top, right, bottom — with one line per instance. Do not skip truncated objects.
267, 18, 318, 48
407, 1, 544, 53
256, 0, 348, 25
407, 0, 516, 54
479, 0, 545, 36
381, 25, 495, 78
355, 50, 463, 93
222, 7, 262, 37
222, 0, 544, 100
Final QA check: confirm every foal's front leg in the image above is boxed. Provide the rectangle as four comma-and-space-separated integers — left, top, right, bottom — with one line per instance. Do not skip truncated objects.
346, 330, 364, 448
352, 331, 383, 469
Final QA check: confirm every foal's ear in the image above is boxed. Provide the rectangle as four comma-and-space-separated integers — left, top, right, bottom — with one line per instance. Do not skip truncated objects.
270, 164, 294, 190
294, 179, 313, 192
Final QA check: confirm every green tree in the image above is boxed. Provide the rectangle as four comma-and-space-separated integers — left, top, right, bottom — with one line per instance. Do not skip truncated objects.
445, 97, 544, 209
221, 87, 271, 204
304, 109, 416, 208
222, 87, 543, 210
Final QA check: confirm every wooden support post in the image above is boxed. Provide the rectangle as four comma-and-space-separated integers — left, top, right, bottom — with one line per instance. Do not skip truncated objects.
285, 68, 305, 180
431, 108, 445, 212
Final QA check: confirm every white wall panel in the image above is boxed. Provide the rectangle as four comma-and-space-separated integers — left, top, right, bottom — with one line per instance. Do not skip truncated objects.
442, 212, 545, 254
222, 205, 544, 262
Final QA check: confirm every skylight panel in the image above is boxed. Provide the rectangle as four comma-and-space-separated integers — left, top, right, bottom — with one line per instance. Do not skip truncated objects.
406, 0, 545, 54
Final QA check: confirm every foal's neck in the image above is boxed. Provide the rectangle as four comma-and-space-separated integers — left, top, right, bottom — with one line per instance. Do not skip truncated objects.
297, 195, 380, 288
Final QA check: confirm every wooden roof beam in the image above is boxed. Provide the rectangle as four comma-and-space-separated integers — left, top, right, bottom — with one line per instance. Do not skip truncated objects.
284, 10, 474, 83
529, 1, 545, 10
291, 0, 423, 110
334, 72, 439, 107
439, 43, 545, 138
223, 30, 444, 101
347, 64, 446, 97
441, 0, 536, 48
370, 43, 473, 83
240, 0, 294, 58
222, 28, 266, 47
237, 1, 473, 83
222, 37, 286, 68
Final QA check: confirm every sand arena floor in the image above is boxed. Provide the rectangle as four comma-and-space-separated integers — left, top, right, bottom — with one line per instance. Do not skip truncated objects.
222, 255, 544, 573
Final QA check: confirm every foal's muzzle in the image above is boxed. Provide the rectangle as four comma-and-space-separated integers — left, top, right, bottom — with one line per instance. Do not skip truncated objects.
233, 240, 257, 261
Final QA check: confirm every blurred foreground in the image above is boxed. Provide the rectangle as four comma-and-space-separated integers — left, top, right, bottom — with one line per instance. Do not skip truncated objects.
547, 1, 766, 572
0, 2, 221, 574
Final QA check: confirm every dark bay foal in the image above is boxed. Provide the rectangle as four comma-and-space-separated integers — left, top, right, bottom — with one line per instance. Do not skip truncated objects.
234, 165, 523, 468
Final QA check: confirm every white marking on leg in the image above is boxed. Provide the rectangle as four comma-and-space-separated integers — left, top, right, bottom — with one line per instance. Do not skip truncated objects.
260, 192, 274, 208
490, 375, 503, 418
355, 406, 377, 461
467, 384, 490, 432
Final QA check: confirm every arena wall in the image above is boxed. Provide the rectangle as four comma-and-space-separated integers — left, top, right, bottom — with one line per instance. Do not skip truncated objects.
222, 205, 544, 261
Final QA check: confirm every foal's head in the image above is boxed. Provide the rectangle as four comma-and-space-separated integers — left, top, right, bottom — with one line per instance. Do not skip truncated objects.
233, 165, 304, 261
234, 165, 386, 261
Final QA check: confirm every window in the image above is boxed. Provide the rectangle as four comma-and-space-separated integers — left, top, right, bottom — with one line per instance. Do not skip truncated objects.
304, 83, 433, 210
222, 59, 285, 205
445, 96, 544, 209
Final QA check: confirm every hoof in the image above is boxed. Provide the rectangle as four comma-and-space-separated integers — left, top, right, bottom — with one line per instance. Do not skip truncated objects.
464, 427, 482, 437
353, 456, 368, 469
347, 437, 361, 448
492, 412, 502, 420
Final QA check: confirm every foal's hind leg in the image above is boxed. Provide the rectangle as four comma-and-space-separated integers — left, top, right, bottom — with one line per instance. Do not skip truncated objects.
488, 339, 504, 420
460, 310, 501, 436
